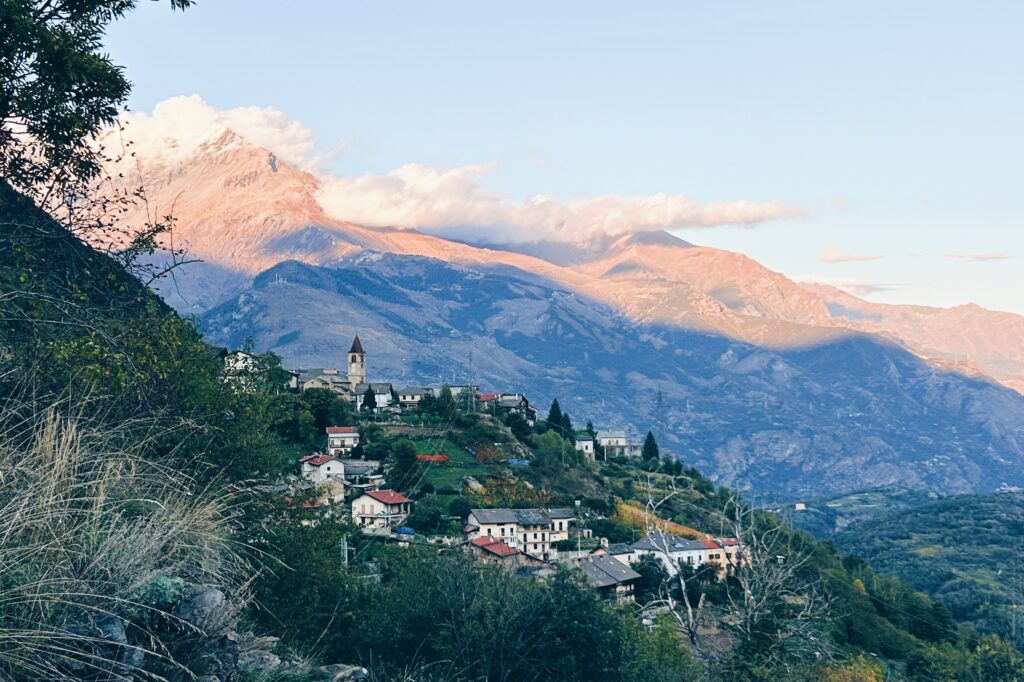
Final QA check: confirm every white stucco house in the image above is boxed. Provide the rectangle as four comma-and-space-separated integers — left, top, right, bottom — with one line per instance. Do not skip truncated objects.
597, 430, 642, 458
574, 437, 595, 460
325, 426, 360, 456
299, 453, 345, 485
627, 532, 710, 575
351, 490, 413, 530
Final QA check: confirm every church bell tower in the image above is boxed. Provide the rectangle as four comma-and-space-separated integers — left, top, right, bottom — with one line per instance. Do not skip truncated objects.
347, 335, 366, 390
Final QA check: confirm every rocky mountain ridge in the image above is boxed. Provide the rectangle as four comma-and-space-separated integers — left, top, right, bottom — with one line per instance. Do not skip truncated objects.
201, 252, 1024, 497
114, 127, 1024, 393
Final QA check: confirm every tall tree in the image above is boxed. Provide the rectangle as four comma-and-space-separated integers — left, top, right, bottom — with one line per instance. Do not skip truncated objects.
435, 384, 457, 417
1, 0, 192, 192
546, 399, 564, 434
561, 412, 576, 444
361, 385, 377, 413
642, 431, 660, 461
390, 438, 419, 492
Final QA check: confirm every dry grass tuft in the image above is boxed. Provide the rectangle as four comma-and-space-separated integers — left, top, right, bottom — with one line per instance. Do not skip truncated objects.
0, 399, 245, 680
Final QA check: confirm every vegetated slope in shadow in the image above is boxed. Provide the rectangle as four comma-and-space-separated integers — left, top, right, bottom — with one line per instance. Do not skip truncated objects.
200, 252, 1024, 497
834, 492, 1024, 640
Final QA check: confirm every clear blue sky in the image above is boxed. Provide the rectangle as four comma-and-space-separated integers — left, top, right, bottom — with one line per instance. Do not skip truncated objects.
106, 1, 1023, 313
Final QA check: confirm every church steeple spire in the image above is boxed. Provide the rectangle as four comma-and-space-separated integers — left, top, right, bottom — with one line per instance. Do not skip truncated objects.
348, 335, 366, 390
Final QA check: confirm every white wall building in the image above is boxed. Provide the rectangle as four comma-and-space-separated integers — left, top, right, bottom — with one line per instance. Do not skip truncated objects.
466, 507, 575, 561
299, 454, 345, 485
626, 532, 710, 576
574, 437, 595, 461
351, 490, 413, 530
598, 430, 641, 458
325, 426, 360, 455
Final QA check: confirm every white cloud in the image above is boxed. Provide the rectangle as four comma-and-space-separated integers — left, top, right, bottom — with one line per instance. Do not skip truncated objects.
114, 95, 805, 243
111, 95, 317, 167
944, 252, 1015, 262
316, 164, 803, 242
820, 248, 884, 264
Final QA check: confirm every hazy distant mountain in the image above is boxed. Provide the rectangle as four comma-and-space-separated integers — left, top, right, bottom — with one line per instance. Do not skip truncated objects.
200, 252, 1024, 497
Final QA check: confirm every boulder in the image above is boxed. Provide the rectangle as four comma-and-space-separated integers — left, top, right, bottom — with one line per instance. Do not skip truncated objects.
175, 585, 227, 629
312, 663, 370, 681
236, 649, 281, 673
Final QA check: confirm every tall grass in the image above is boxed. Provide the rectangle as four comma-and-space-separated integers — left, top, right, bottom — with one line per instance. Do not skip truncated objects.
0, 400, 245, 680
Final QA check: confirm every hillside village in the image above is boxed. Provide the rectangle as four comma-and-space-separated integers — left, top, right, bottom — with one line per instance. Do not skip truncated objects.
226, 336, 746, 603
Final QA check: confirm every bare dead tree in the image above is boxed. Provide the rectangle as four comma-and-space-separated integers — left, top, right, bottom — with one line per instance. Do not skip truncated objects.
637, 473, 705, 650
718, 490, 835, 673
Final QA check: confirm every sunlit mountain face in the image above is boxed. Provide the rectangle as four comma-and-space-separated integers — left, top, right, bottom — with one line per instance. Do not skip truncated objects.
112, 124, 1024, 395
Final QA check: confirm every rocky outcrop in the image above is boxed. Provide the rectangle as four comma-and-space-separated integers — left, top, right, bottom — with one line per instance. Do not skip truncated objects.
59, 582, 366, 682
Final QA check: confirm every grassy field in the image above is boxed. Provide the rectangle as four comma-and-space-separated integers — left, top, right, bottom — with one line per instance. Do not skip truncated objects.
409, 437, 491, 503
412, 437, 476, 464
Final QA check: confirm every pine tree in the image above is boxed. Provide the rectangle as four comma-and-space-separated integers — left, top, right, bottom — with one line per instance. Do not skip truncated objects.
561, 413, 576, 444
362, 386, 377, 413
642, 431, 660, 461
585, 420, 597, 440
546, 399, 563, 435
436, 384, 457, 416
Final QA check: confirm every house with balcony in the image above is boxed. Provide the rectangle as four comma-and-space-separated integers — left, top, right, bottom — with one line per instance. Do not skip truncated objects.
325, 426, 360, 456
465, 507, 576, 561
597, 429, 642, 458
351, 490, 412, 531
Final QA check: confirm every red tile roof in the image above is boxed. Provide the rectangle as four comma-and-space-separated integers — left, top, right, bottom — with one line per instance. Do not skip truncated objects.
483, 542, 518, 557
477, 392, 500, 402
299, 454, 337, 467
364, 490, 412, 505
326, 426, 358, 434
470, 536, 518, 557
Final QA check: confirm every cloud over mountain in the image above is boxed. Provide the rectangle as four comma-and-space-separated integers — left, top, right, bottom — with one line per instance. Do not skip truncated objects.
113, 96, 803, 243
116, 95, 318, 167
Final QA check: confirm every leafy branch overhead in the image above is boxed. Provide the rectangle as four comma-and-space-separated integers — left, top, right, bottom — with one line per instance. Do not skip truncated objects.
0, 0, 191, 191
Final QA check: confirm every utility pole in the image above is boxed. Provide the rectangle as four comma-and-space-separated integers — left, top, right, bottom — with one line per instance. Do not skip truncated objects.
468, 348, 476, 414
340, 535, 349, 568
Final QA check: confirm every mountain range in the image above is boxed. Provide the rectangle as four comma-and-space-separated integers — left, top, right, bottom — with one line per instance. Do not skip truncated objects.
111, 126, 1024, 496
